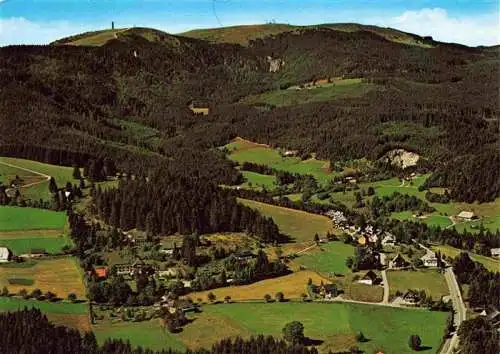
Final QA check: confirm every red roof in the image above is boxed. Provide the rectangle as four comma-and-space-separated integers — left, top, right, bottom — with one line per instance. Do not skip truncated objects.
94, 267, 109, 278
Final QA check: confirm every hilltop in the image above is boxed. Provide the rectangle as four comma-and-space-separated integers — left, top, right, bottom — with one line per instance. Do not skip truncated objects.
181, 22, 435, 47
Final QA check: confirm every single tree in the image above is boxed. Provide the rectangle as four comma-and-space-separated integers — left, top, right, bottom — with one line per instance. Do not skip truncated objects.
275, 292, 285, 302
19, 288, 29, 299
72, 166, 82, 180
224, 295, 231, 303
300, 293, 308, 302
68, 293, 78, 303
31, 288, 42, 300
48, 177, 58, 194
408, 334, 422, 351
45, 291, 56, 302
355, 331, 365, 342
0, 286, 8, 297
207, 292, 216, 303
282, 321, 305, 344
264, 294, 272, 303
314, 233, 320, 244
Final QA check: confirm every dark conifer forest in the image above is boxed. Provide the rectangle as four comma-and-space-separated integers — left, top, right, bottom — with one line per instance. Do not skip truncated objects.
1, 27, 498, 202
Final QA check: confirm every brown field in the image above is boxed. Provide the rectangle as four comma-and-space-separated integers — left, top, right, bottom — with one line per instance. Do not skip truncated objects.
187, 270, 328, 302
0, 229, 64, 239
0, 257, 86, 298
345, 283, 384, 303
47, 313, 91, 332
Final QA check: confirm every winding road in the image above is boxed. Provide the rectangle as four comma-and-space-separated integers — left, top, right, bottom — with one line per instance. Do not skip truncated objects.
441, 267, 467, 354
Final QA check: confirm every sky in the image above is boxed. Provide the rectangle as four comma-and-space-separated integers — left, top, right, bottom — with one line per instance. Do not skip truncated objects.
0, 0, 498, 46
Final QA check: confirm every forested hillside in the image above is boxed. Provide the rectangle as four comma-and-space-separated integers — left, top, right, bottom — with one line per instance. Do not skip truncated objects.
1, 26, 498, 202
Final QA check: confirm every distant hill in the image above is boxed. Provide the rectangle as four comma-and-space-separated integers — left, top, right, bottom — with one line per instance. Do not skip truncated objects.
181, 23, 435, 47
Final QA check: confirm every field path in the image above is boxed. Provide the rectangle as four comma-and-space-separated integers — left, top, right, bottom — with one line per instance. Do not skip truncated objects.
381, 270, 390, 304
0, 160, 51, 188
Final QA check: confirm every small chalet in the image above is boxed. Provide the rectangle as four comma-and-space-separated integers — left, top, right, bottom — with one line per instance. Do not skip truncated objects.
358, 270, 379, 285
457, 211, 475, 220
283, 150, 298, 157
389, 254, 409, 269
490, 248, 500, 259
234, 251, 257, 261
381, 233, 396, 247
0, 247, 12, 263
319, 283, 338, 299
94, 267, 109, 280
421, 253, 438, 267
402, 291, 421, 305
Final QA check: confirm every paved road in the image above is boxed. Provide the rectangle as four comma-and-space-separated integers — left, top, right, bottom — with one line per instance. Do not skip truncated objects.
441, 267, 466, 354
381, 270, 390, 304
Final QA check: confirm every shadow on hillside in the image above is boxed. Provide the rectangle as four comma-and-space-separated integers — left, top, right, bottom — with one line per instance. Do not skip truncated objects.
417, 346, 433, 351
303, 337, 324, 346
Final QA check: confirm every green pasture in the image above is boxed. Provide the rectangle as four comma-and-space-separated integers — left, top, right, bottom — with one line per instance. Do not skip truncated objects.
0, 296, 87, 314
294, 241, 354, 275
0, 207, 66, 231
240, 171, 277, 190
387, 269, 449, 299
238, 198, 336, 242
240, 78, 376, 107
0, 237, 72, 255
93, 319, 186, 352
197, 302, 447, 354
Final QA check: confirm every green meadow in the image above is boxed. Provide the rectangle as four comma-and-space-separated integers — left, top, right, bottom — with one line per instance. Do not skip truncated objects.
93, 319, 186, 352
431, 244, 500, 272
0, 207, 67, 231
193, 302, 447, 354
294, 241, 354, 275
0, 237, 72, 254
225, 138, 335, 185
240, 78, 376, 107
387, 269, 449, 299
0, 296, 87, 314
241, 171, 277, 190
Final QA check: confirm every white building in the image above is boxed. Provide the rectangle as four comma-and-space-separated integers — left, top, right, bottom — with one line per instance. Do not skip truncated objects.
490, 248, 500, 259
0, 247, 12, 263
457, 211, 475, 220
381, 233, 396, 247
421, 253, 438, 267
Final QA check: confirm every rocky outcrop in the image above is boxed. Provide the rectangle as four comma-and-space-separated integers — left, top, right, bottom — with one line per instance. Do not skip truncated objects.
382, 149, 420, 169
266, 56, 285, 72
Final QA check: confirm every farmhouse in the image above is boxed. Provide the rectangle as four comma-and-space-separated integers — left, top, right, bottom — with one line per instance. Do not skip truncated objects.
402, 291, 421, 305
457, 211, 475, 220
0, 247, 12, 263
283, 150, 298, 157
234, 250, 257, 261
319, 283, 338, 299
358, 270, 379, 285
381, 233, 396, 247
94, 267, 109, 280
421, 253, 438, 267
490, 248, 500, 259
389, 254, 409, 269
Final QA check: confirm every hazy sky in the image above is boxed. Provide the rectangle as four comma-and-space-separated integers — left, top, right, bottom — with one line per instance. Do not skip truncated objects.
0, 0, 498, 46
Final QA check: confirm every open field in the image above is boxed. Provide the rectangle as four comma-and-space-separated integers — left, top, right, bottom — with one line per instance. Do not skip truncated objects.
0, 157, 79, 200
345, 282, 384, 303
240, 171, 277, 190
0, 236, 72, 255
184, 302, 447, 353
93, 318, 186, 352
431, 244, 500, 272
0, 207, 67, 231
238, 198, 336, 242
225, 137, 335, 185
387, 269, 449, 299
0, 162, 45, 188
0, 257, 86, 298
294, 241, 354, 275
240, 78, 376, 107
0, 296, 90, 331
187, 271, 328, 302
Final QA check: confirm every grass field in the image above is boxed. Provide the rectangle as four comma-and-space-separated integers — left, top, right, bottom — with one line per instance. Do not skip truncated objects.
0, 157, 80, 200
238, 198, 336, 242
387, 269, 449, 299
431, 244, 500, 272
188, 270, 328, 302
0, 296, 90, 331
0, 236, 72, 255
225, 138, 335, 185
345, 283, 384, 303
0, 257, 86, 298
185, 302, 447, 354
0, 206, 67, 231
240, 79, 376, 107
93, 319, 186, 352
294, 242, 354, 275
240, 171, 277, 190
